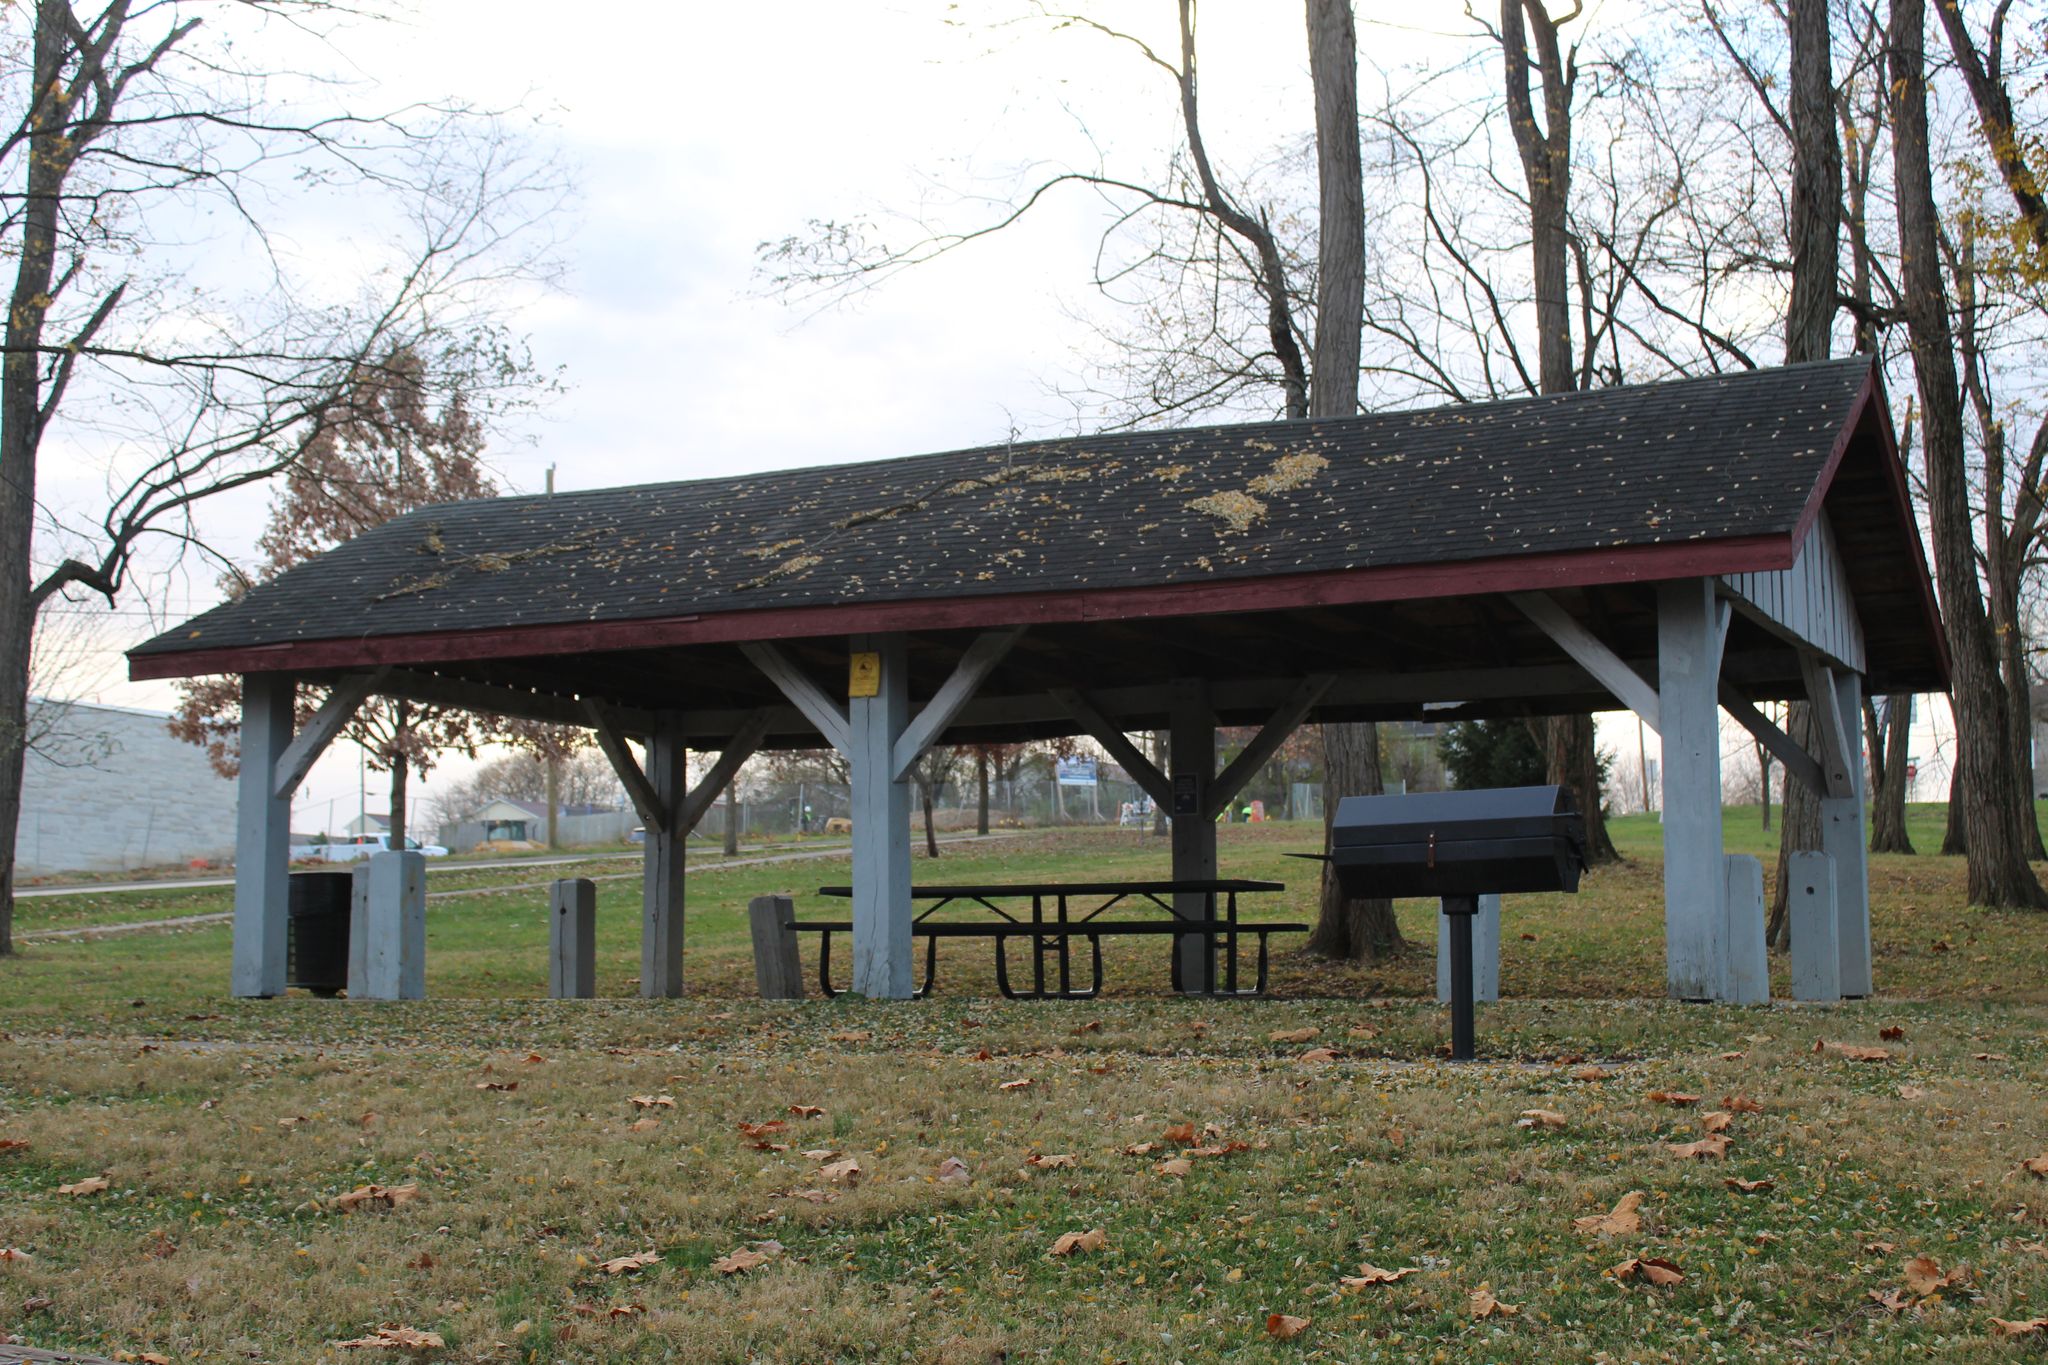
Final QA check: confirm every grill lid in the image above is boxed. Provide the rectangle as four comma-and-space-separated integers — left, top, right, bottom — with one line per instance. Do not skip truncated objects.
1329, 785, 1582, 850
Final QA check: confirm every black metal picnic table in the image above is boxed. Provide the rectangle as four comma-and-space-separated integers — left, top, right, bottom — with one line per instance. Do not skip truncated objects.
800, 879, 1299, 1000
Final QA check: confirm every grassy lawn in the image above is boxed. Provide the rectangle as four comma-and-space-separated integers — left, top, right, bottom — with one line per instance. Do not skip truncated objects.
3, 814, 2046, 1361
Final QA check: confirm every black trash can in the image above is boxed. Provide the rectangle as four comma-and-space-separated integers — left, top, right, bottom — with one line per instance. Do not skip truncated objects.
288, 871, 354, 997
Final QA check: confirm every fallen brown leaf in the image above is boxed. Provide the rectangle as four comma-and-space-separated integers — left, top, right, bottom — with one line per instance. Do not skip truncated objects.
1608, 1256, 1685, 1286
1814, 1040, 1891, 1062
1863, 1241, 1898, 1256
820, 1158, 862, 1187
1992, 1317, 2048, 1338
1867, 1288, 1909, 1314
1667, 1134, 1732, 1160
332, 1325, 446, 1350
1896, 1085, 1932, 1101
1701, 1111, 1734, 1134
827, 1030, 872, 1043
599, 1250, 661, 1275
1297, 1048, 1339, 1065
1724, 1177, 1774, 1194
1269, 1027, 1319, 1044
1468, 1287, 1519, 1318
736, 1120, 787, 1139
1903, 1254, 1967, 1298
1878, 1025, 1905, 1041
998, 1078, 1033, 1091
627, 1117, 661, 1133
1646, 1090, 1700, 1107
334, 1183, 421, 1213
1027, 1153, 1076, 1170
0, 1247, 31, 1262
0, 1138, 29, 1153
58, 1175, 110, 1196
787, 1105, 824, 1119
2021, 1154, 2048, 1178
936, 1157, 971, 1185
710, 1246, 775, 1275
1341, 1262, 1418, 1287
1157, 1157, 1193, 1177
1516, 1109, 1567, 1130
475, 1081, 517, 1092
1721, 1094, 1764, 1113
1573, 1191, 1646, 1237
627, 1095, 674, 1110
1122, 1141, 1159, 1156
1049, 1228, 1106, 1256
1265, 1312, 1310, 1340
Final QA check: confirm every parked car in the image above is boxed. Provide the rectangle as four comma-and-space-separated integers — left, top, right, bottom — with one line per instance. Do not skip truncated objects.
316, 833, 449, 863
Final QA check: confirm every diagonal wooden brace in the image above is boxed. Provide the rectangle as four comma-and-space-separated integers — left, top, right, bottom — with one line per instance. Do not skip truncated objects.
585, 698, 669, 833
740, 642, 851, 755
892, 627, 1025, 780
675, 709, 774, 835
273, 668, 387, 800
1203, 672, 1334, 819
1051, 687, 1174, 809
1719, 684, 1826, 798
1509, 592, 1662, 731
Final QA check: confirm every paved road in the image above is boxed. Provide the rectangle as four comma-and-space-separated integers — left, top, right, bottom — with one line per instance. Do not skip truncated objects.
14, 839, 854, 900
16, 833, 1019, 941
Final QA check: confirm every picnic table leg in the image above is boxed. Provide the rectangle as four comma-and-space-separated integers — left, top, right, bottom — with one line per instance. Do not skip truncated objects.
817, 930, 840, 999
1057, 893, 1071, 996
994, 933, 1019, 1000
1444, 895, 1477, 1061
917, 933, 937, 999
1225, 890, 1240, 995
1031, 894, 1046, 998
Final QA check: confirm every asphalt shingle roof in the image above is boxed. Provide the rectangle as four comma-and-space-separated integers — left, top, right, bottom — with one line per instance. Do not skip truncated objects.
133, 358, 1890, 661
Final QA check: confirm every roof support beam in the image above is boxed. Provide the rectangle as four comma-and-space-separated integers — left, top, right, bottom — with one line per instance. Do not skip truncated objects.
1509, 592, 1661, 731
1203, 672, 1335, 820
273, 668, 386, 800
1719, 685, 1826, 798
675, 709, 775, 835
1798, 652, 1858, 800
892, 627, 1025, 780
740, 642, 850, 755
1050, 687, 1173, 809
585, 699, 668, 833
378, 667, 654, 735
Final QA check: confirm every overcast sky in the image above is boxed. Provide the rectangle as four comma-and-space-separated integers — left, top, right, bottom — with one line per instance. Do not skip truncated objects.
44, 1, 1949, 832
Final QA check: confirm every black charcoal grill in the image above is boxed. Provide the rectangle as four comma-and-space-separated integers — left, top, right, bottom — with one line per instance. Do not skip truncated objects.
1307, 785, 1586, 1060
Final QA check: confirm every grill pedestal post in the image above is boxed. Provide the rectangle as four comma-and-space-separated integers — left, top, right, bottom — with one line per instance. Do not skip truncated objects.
1443, 894, 1477, 1061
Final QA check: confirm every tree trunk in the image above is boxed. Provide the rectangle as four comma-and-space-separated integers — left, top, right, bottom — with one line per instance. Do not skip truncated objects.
546, 755, 561, 849
387, 749, 409, 852
1891, 0, 2046, 907
1757, 738, 1772, 830
919, 777, 939, 858
1942, 759, 1968, 855
1867, 695, 1915, 853
1768, 705, 1824, 947
1150, 732, 1169, 835
975, 748, 990, 836
1308, 722, 1402, 960
1548, 714, 1617, 863
723, 781, 740, 856
1996, 600, 2045, 859
0, 8, 73, 957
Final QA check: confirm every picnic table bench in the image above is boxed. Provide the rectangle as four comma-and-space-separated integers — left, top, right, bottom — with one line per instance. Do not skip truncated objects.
796, 879, 1302, 1000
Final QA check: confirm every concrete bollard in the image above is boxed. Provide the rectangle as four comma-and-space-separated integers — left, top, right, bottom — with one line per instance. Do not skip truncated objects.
1436, 893, 1500, 1005
360, 850, 425, 1001
550, 878, 596, 999
1723, 854, 1770, 1005
347, 862, 370, 999
1788, 850, 1841, 1002
749, 894, 804, 999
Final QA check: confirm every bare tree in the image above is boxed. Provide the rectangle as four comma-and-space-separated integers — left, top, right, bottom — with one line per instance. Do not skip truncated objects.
0, 1, 562, 954
1304, 0, 1402, 963
1888, 0, 2045, 906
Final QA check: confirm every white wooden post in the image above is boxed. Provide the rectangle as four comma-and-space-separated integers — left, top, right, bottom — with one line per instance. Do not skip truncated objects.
1169, 678, 1217, 992
1657, 580, 1728, 1000
550, 878, 596, 999
1787, 850, 1841, 1001
1437, 893, 1500, 1004
361, 849, 425, 1000
231, 673, 295, 998
642, 715, 687, 998
849, 633, 913, 998
347, 862, 370, 998
1722, 854, 1770, 1005
1826, 668, 1873, 996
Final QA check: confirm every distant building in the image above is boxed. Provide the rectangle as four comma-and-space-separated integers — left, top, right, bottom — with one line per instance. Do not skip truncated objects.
17, 698, 238, 877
